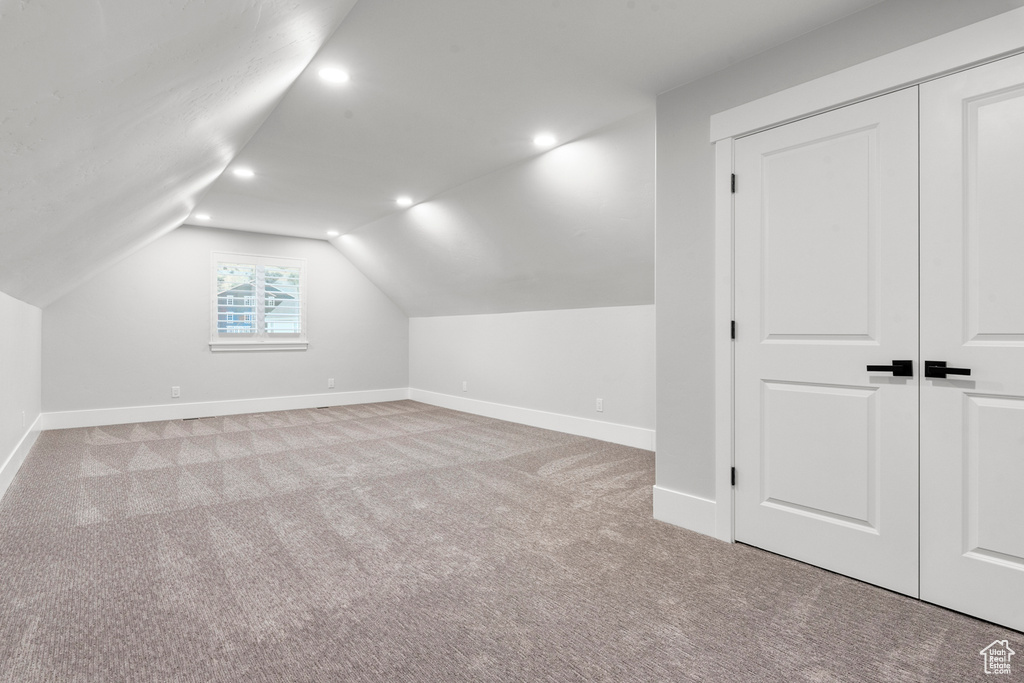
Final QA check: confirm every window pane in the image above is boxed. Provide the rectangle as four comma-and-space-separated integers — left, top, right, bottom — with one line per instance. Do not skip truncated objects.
216, 263, 257, 334
264, 265, 301, 334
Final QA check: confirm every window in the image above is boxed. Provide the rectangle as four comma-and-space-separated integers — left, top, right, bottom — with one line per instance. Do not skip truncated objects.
211, 252, 307, 351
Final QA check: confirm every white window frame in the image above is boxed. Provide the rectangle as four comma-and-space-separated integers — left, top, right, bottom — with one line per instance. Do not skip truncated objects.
210, 251, 308, 352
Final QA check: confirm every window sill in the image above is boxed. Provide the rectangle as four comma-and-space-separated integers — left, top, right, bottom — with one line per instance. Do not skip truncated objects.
209, 341, 308, 352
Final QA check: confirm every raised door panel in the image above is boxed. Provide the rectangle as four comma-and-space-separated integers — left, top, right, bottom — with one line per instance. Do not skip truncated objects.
966, 396, 1024, 565
968, 89, 1024, 341
761, 129, 876, 341
760, 381, 878, 528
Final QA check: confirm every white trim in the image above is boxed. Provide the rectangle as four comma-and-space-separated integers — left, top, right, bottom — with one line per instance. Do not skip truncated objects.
211, 251, 308, 347
714, 140, 735, 543
652, 486, 722, 539
710, 6, 1024, 141
409, 389, 655, 451
209, 341, 308, 352
38, 386, 654, 448
41, 388, 410, 430
0, 413, 42, 503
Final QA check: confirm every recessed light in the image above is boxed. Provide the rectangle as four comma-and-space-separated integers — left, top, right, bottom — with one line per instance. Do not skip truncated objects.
232, 167, 255, 178
326, 230, 340, 237
395, 196, 413, 208
194, 213, 211, 221
533, 133, 557, 148
319, 67, 350, 84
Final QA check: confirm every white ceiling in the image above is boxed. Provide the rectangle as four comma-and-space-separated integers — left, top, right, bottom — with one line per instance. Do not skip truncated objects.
338, 108, 658, 317
0, 0, 358, 306
1, 0, 887, 309
193, 0, 887, 240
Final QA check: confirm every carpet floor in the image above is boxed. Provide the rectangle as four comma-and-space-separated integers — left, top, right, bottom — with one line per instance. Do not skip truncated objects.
0, 400, 1017, 681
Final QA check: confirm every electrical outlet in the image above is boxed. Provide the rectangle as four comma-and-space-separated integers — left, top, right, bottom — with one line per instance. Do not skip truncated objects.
21, 411, 26, 429
596, 398, 604, 412
328, 378, 335, 389
462, 380, 468, 392
171, 386, 180, 399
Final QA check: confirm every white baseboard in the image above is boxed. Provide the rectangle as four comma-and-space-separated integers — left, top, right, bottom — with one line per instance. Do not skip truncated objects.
41, 388, 412, 430
409, 388, 655, 450
0, 413, 42, 502
653, 485, 730, 541
39, 387, 656, 451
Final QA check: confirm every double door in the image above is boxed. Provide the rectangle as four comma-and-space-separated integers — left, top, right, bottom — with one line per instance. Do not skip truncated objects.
734, 53, 1024, 631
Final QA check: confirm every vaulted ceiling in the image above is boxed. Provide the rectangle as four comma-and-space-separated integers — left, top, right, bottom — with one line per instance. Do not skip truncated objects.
1, 0, 885, 311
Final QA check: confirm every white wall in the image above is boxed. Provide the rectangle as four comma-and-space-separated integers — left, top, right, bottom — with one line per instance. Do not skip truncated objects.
655, 0, 1024, 502
335, 110, 655, 317
43, 226, 408, 421
410, 306, 654, 448
0, 290, 42, 496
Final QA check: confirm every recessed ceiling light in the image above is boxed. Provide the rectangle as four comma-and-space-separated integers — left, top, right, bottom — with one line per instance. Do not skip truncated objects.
319, 67, 350, 84
194, 213, 211, 221
533, 133, 557, 148
395, 196, 413, 208
232, 167, 255, 178
326, 230, 340, 237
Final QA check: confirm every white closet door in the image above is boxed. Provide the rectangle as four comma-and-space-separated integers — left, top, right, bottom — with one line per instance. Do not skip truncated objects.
920, 53, 1024, 631
733, 88, 920, 597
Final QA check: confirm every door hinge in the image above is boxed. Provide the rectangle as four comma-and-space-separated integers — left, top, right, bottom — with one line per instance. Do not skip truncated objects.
731, 174, 736, 193
731, 467, 736, 486
731, 320, 736, 340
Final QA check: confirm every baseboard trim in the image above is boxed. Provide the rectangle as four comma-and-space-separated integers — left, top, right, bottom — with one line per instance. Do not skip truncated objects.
41, 388, 412, 430
0, 413, 42, 502
39, 388, 656, 450
653, 485, 728, 541
409, 389, 655, 450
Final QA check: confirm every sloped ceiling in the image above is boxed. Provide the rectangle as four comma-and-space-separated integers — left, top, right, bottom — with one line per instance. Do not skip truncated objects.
338, 110, 657, 317
2, 0, 887, 311
0, 0, 357, 306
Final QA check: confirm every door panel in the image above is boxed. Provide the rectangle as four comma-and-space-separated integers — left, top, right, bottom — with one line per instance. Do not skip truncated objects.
920, 53, 1024, 631
762, 129, 876, 339
970, 91, 1024, 340
734, 88, 920, 597
967, 396, 1024, 563
761, 381, 878, 527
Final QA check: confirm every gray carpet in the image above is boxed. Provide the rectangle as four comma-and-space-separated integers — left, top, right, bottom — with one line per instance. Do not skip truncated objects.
0, 400, 1016, 681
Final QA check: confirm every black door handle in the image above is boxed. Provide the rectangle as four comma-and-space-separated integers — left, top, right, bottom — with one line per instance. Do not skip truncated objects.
866, 360, 913, 377
924, 360, 971, 379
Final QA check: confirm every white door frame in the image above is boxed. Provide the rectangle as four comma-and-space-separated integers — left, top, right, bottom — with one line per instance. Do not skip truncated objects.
710, 7, 1024, 544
